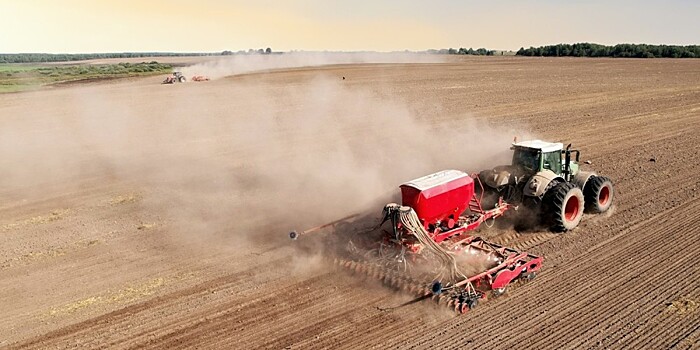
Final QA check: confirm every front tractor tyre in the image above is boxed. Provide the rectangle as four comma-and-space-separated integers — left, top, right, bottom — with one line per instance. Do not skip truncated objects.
543, 182, 584, 232
584, 176, 614, 213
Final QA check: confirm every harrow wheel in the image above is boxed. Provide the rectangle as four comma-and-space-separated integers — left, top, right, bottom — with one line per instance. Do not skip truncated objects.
469, 298, 479, 309
523, 271, 537, 281
459, 302, 470, 314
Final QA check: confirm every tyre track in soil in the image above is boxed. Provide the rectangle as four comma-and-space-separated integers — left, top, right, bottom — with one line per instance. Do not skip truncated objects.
8, 254, 297, 350
218, 286, 382, 349
0, 212, 289, 339
666, 319, 700, 350
614, 287, 700, 349
541, 107, 698, 161
502, 99, 699, 152
578, 216, 700, 349
532, 204, 700, 349
296, 300, 431, 350
11, 249, 386, 349
114, 254, 309, 349
148, 273, 351, 349
483, 87, 699, 125
145, 255, 439, 350
131, 264, 432, 349
128, 278, 324, 348
483, 91, 698, 135
642, 312, 700, 350
137, 275, 396, 350
452, 182, 692, 346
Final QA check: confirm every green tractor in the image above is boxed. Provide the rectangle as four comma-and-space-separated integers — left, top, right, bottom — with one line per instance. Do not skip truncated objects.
478, 140, 614, 232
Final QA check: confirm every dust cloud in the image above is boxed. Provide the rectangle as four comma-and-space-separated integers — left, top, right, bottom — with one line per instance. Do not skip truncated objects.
0, 56, 521, 256
180, 52, 447, 80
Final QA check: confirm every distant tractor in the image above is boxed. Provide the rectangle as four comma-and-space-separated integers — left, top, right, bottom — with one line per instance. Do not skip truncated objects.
478, 140, 614, 232
162, 72, 186, 84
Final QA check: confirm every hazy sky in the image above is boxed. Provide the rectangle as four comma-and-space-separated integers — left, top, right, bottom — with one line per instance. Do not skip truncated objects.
3, 0, 698, 53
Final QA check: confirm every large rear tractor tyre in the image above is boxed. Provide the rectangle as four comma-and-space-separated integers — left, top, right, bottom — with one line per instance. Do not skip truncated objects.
542, 182, 584, 232
584, 176, 614, 213
178, 76, 186, 83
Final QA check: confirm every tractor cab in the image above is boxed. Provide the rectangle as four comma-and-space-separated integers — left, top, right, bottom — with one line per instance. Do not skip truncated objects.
511, 140, 579, 181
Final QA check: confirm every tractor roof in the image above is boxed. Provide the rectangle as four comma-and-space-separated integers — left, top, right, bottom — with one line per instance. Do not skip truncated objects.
512, 139, 563, 153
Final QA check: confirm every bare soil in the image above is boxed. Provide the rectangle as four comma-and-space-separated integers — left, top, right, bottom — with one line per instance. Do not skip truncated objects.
1, 56, 699, 349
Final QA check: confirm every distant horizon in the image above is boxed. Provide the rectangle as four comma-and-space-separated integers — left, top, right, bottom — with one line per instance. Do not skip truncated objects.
2, 42, 698, 56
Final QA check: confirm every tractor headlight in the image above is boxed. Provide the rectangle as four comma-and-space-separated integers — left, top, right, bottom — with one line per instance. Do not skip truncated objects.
529, 179, 539, 190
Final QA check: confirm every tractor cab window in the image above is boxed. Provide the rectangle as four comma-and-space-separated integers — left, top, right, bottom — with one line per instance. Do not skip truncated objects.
542, 151, 562, 174
512, 148, 540, 172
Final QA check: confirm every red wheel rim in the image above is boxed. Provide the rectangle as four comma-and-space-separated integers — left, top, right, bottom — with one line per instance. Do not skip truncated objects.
564, 196, 580, 222
599, 186, 610, 206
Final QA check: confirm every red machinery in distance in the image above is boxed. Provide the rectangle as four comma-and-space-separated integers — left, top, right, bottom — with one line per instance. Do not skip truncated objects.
290, 169, 543, 313
191, 75, 210, 82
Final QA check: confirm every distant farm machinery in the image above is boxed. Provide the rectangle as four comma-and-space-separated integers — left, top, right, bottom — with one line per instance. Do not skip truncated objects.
162, 72, 186, 84
162, 72, 210, 84
191, 75, 210, 82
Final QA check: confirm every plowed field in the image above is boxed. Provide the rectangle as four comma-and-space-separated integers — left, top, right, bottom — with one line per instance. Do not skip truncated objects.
2, 57, 699, 349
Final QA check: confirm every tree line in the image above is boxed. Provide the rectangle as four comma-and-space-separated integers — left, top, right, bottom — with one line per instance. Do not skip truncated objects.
0, 52, 215, 64
1, 48, 278, 63
221, 48, 274, 55
516, 43, 700, 58
428, 48, 496, 55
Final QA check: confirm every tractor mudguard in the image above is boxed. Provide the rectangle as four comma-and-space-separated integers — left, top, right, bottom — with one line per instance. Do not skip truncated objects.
573, 170, 596, 190
479, 165, 520, 189
523, 170, 563, 198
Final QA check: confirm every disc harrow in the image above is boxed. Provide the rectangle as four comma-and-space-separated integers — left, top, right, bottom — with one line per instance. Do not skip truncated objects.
334, 256, 511, 313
